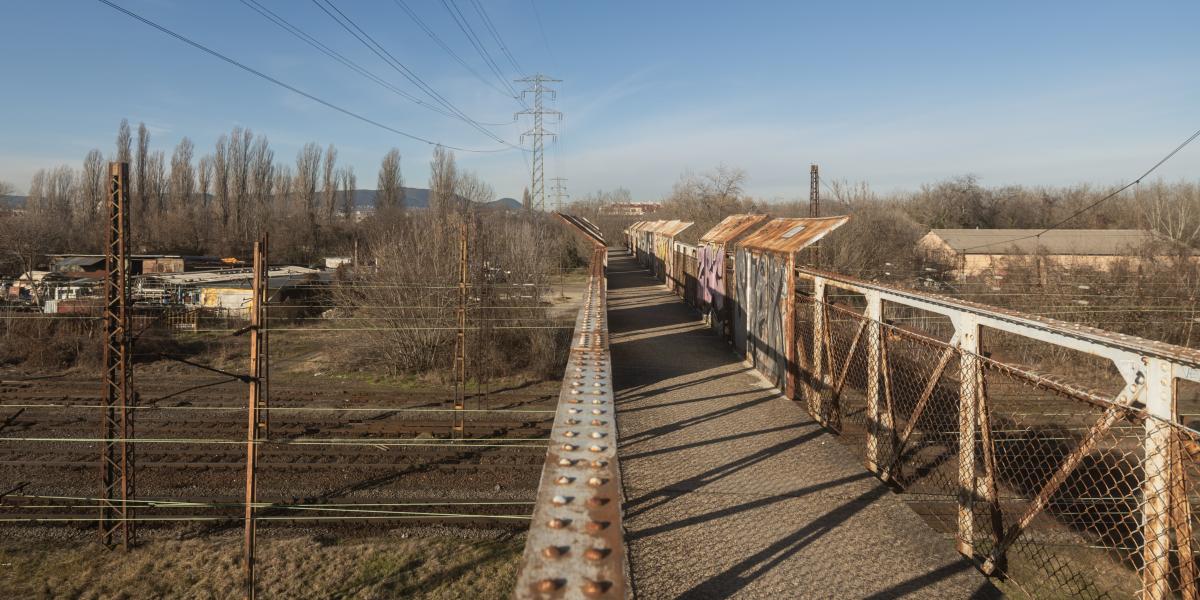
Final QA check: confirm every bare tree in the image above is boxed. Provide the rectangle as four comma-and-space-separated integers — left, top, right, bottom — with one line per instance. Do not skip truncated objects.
295, 143, 322, 253
134, 122, 150, 219
428, 145, 457, 215
169, 138, 195, 215
456, 170, 494, 206
212, 134, 230, 229
80, 149, 105, 223
197, 155, 213, 214
321, 144, 338, 222
339, 166, 357, 220
376, 148, 404, 211
115, 119, 132, 163
248, 135, 274, 236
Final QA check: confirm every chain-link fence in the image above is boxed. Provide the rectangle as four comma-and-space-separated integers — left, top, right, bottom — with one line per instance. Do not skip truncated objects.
793, 273, 1200, 599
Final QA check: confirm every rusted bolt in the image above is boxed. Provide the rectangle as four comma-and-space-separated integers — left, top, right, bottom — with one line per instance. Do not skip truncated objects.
581, 579, 609, 597
587, 476, 604, 487
542, 545, 566, 559
585, 520, 608, 533
547, 517, 569, 529
555, 475, 573, 485
564, 431, 577, 438
583, 547, 609, 561
565, 419, 580, 426
588, 444, 604, 453
557, 458, 573, 467
568, 408, 581, 414
536, 578, 562, 593
586, 496, 609, 508
561, 443, 577, 451
590, 419, 605, 426
590, 459, 608, 469
552, 495, 570, 506
590, 432, 605, 439
591, 409, 605, 415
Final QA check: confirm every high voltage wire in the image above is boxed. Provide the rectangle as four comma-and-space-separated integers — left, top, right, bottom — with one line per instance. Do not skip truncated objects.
310, 0, 523, 150
467, 0, 524, 76
239, 0, 514, 127
528, 0, 555, 66
94, 0, 514, 153
440, 0, 516, 97
390, 0, 519, 101
958, 125, 1200, 252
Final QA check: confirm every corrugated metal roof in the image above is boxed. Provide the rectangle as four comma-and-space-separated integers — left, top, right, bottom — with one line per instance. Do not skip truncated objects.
141, 266, 322, 286
657, 220, 693, 237
928, 229, 1165, 255
738, 216, 850, 254
629, 220, 663, 233
54, 256, 106, 267
699, 214, 771, 244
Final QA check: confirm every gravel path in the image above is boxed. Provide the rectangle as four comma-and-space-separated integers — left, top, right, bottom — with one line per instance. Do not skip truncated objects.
607, 250, 1001, 599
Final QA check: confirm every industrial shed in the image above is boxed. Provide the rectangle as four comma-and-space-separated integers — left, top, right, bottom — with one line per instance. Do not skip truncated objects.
918, 229, 1175, 277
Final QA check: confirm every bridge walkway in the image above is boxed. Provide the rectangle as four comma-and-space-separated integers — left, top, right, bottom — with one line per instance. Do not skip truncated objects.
607, 250, 1001, 599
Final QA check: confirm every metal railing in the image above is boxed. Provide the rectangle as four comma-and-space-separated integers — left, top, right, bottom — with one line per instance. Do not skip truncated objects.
514, 245, 627, 599
645, 238, 1199, 599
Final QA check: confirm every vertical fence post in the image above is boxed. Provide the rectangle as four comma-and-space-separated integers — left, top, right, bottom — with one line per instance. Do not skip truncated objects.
956, 314, 980, 557
784, 254, 798, 399
811, 278, 827, 420
1141, 358, 1174, 600
864, 291, 883, 473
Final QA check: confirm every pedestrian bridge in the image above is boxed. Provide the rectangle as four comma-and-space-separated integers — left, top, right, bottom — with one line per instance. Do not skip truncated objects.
513, 215, 1199, 599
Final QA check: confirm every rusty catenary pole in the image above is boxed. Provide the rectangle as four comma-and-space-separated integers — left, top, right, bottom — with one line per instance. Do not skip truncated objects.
100, 161, 134, 549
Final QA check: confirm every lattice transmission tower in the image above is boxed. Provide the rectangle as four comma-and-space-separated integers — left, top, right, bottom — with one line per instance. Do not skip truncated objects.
550, 177, 569, 212
516, 74, 561, 211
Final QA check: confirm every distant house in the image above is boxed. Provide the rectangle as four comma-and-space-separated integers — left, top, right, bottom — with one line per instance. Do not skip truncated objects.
602, 202, 660, 216
918, 229, 1177, 278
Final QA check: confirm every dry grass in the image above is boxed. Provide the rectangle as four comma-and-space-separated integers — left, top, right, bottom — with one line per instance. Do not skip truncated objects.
0, 532, 524, 599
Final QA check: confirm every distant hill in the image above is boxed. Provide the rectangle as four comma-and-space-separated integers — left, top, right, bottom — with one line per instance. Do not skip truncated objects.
486, 197, 523, 211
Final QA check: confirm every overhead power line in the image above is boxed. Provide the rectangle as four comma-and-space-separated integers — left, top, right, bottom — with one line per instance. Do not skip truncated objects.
440, 0, 520, 101
94, 0, 513, 153
390, 0, 517, 100
240, 0, 514, 127
959, 125, 1200, 252
311, 0, 523, 150
467, 0, 525, 76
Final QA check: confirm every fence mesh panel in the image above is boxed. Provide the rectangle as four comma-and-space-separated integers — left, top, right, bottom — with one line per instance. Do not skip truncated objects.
792, 287, 1200, 599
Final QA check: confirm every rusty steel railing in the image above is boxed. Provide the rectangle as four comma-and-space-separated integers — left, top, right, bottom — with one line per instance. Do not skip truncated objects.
641, 236, 1200, 599
514, 245, 627, 599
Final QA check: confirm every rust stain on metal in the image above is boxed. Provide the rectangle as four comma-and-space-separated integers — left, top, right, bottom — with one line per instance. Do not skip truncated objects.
738, 216, 850, 254
699, 214, 771, 245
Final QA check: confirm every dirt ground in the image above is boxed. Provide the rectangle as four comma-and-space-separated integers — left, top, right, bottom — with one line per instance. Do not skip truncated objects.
0, 530, 525, 599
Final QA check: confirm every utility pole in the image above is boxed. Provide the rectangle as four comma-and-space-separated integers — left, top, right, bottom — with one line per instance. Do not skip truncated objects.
550, 177, 569, 213
810, 164, 821, 267
243, 234, 268, 600
452, 219, 469, 438
515, 74, 561, 211
100, 161, 134, 550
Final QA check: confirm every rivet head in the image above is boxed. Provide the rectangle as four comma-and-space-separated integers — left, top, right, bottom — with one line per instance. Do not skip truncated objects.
590, 459, 608, 469
568, 408, 581, 414
590, 419, 605, 426
586, 496, 609, 508
590, 432, 605, 439
552, 495, 570, 506
536, 578, 562, 593
564, 431, 577, 438
592, 409, 604, 415
542, 545, 566, 559
583, 547, 608, 561
557, 458, 573, 467
581, 579, 609, 597
588, 444, 604, 453
561, 444, 577, 451
555, 475, 573, 485
587, 476, 604, 487
547, 518, 569, 529
585, 520, 608, 533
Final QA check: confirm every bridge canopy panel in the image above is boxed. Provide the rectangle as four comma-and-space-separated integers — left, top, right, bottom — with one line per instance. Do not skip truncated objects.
699, 214, 771, 245
738, 216, 849, 254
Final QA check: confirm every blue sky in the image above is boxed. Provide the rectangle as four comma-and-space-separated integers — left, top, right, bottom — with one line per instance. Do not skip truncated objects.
1, 1, 1197, 201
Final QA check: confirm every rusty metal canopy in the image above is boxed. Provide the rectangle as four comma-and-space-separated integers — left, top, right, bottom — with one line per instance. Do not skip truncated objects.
555, 212, 606, 247
656, 220, 693, 237
737, 216, 849, 254
699, 214, 771, 245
